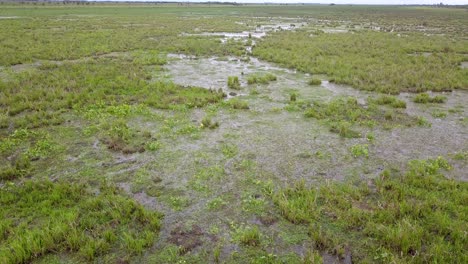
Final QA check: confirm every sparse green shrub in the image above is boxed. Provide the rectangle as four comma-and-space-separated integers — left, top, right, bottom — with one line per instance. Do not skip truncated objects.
303, 249, 323, 264
225, 98, 249, 110
207, 197, 227, 211
366, 132, 375, 143
232, 225, 261, 247
221, 143, 238, 158
290, 92, 297, 102
305, 97, 416, 137
200, 116, 219, 129
329, 121, 361, 138
247, 73, 277, 85
228, 76, 241, 90
432, 110, 447, 118
413, 93, 447, 104
350, 144, 369, 158
308, 78, 322, 86
146, 141, 161, 151
417, 116, 431, 127
370, 95, 406, 108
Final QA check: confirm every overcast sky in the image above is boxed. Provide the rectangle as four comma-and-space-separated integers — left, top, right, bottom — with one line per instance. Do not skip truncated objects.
98, 0, 467, 4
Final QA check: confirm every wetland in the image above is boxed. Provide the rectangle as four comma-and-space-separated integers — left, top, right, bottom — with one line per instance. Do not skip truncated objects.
0, 3, 467, 264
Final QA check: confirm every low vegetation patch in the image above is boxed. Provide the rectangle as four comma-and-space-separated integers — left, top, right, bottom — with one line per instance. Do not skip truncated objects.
247, 73, 277, 85
0, 180, 162, 263
273, 157, 467, 262
231, 224, 262, 247
413, 93, 447, 104
304, 97, 416, 137
308, 78, 322, 86
254, 31, 467, 93
227, 76, 241, 90
223, 98, 250, 110
200, 116, 219, 129
369, 95, 406, 108
350, 144, 369, 158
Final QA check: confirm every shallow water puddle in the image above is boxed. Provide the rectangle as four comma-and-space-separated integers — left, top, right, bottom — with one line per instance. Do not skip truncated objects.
0, 16, 20, 19
161, 54, 468, 181
179, 19, 304, 49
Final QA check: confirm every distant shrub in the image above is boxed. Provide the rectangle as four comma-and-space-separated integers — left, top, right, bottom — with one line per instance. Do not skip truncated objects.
247, 73, 277, 85
227, 76, 241, 90
290, 92, 297, 102
225, 98, 249, 110
370, 95, 406, 108
308, 78, 322, 86
413, 93, 446, 104
200, 116, 219, 129
350, 144, 369, 158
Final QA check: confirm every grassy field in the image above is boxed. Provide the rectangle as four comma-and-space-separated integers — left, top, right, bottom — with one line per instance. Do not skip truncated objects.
0, 3, 467, 263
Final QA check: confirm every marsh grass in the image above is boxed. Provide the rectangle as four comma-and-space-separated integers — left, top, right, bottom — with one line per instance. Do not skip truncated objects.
221, 143, 239, 158
227, 76, 241, 90
201, 116, 219, 129
190, 165, 225, 193
231, 224, 262, 247
369, 95, 406, 108
0, 129, 58, 180
308, 78, 322, 86
100, 119, 146, 154
254, 31, 467, 93
1, 4, 467, 263
247, 73, 277, 85
1, 58, 224, 133
223, 98, 249, 110
413, 93, 447, 104
305, 97, 416, 137
350, 144, 369, 158
273, 157, 466, 263
289, 92, 297, 102
0, 180, 162, 263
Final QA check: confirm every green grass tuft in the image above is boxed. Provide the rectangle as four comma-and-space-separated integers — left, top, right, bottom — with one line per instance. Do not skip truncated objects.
227, 76, 241, 90
413, 93, 447, 104
247, 73, 277, 85
0, 180, 163, 263
308, 78, 322, 86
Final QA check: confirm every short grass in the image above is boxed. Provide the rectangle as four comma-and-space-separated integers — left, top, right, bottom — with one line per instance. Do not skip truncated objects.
0, 3, 467, 263
254, 31, 467, 93
303, 97, 417, 137
413, 93, 447, 104
273, 157, 467, 262
247, 73, 277, 85
0, 180, 162, 263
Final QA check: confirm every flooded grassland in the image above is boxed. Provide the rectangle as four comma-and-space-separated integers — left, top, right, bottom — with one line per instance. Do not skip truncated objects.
0, 4, 467, 264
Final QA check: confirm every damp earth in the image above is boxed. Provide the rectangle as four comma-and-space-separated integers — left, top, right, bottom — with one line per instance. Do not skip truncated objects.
1, 3, 467, 264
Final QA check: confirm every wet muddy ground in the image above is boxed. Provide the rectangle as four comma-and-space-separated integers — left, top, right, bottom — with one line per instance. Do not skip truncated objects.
2, 47, 467, 263
1, 15, 467, 262
111, 51, 468, 261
